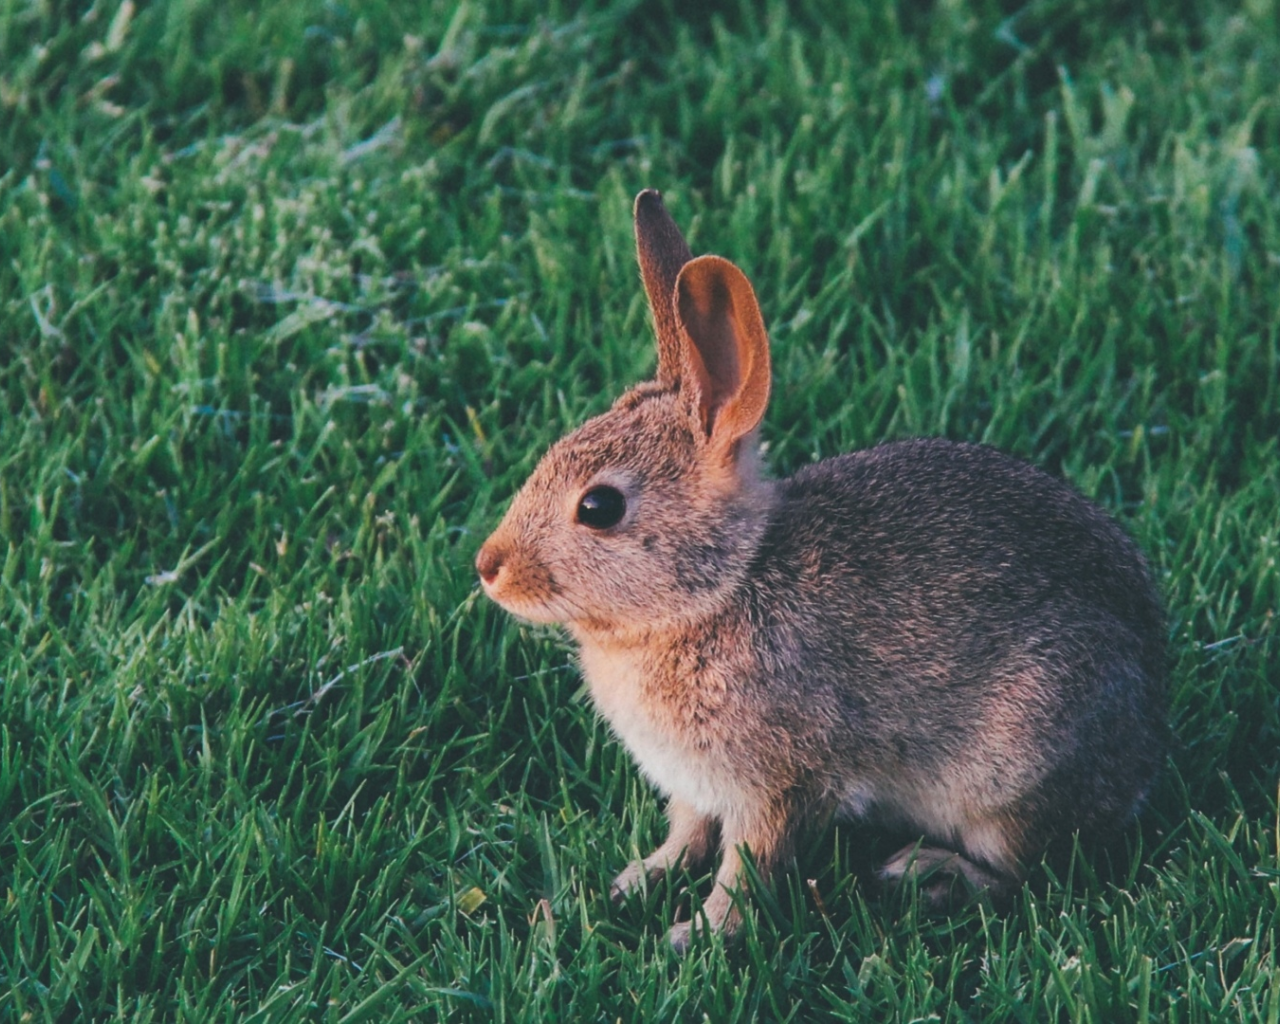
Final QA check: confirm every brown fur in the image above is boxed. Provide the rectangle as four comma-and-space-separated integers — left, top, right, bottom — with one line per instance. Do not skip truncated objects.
476, 190, 1168, 951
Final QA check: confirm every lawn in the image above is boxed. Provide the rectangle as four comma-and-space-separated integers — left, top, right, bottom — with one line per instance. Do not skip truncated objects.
1, 0, 1278, 1020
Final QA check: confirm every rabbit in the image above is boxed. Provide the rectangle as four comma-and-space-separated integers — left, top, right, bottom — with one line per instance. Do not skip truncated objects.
475, 189, 1167, 952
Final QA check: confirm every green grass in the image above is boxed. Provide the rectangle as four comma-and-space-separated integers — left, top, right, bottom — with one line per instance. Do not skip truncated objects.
1, 0, 1278, 1019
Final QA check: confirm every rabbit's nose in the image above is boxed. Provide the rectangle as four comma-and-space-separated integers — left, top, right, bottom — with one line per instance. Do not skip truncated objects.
475, 543, 504, 585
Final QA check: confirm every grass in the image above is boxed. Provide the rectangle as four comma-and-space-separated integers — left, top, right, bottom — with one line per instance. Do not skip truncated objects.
1, 0, 1277, 1019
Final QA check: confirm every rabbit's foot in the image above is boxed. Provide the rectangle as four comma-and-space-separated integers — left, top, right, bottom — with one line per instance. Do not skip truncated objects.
610, 840, 708, 902
610, 858, 658, 902
611, 800, 717, 903
667, 889, 742, 953
878, 843, 1012, 910
667, 919, 696, 953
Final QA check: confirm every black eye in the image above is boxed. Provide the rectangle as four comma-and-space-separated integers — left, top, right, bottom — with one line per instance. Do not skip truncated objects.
576, 486, 626, 529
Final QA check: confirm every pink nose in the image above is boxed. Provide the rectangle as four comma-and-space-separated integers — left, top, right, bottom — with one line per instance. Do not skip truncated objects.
475, 544, 503, 585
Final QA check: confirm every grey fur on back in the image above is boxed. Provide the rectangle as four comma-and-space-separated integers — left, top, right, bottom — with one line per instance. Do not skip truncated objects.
747, 438, 1166, 851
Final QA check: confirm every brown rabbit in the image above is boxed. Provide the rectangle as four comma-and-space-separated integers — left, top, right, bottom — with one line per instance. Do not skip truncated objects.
475, 190, 1167, 951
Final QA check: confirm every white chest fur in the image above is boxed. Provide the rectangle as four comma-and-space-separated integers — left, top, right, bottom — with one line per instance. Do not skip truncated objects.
576, 641, 745, 818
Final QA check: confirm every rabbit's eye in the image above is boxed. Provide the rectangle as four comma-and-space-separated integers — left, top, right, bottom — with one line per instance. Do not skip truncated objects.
577, 486, 626, 529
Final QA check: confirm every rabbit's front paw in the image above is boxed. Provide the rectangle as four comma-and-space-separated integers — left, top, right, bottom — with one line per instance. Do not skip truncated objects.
609, 861, 651, 903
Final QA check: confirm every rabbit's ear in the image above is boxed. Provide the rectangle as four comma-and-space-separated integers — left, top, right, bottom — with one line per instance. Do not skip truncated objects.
674, 255, 772, 450
634, 190, 694, 387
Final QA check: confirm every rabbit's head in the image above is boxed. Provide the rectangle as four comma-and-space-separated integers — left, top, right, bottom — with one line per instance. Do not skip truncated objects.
476, 192, 776, 633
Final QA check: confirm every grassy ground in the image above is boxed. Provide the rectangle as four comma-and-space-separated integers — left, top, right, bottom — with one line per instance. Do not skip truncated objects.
1, 0, 1278, 1019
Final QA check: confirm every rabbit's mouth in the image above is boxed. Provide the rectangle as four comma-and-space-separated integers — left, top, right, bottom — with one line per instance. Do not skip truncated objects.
476, 540, 574, 624
480, 583, 567, 626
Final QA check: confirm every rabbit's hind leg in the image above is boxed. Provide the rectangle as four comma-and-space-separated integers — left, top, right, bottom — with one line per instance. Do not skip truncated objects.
877, 841, 1020, 910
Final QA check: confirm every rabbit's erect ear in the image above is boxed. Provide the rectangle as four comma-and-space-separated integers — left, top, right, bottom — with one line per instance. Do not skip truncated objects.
674, 255, 772, 449
634, 190, 694, 386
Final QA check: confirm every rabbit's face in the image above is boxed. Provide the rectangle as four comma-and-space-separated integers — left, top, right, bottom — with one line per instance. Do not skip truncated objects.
478, 192, 776, 634
476, 385, 771, 632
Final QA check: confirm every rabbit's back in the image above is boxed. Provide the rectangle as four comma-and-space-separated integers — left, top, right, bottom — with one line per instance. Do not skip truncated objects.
750, 438, 1167, 844
765, 438, 1163, 647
